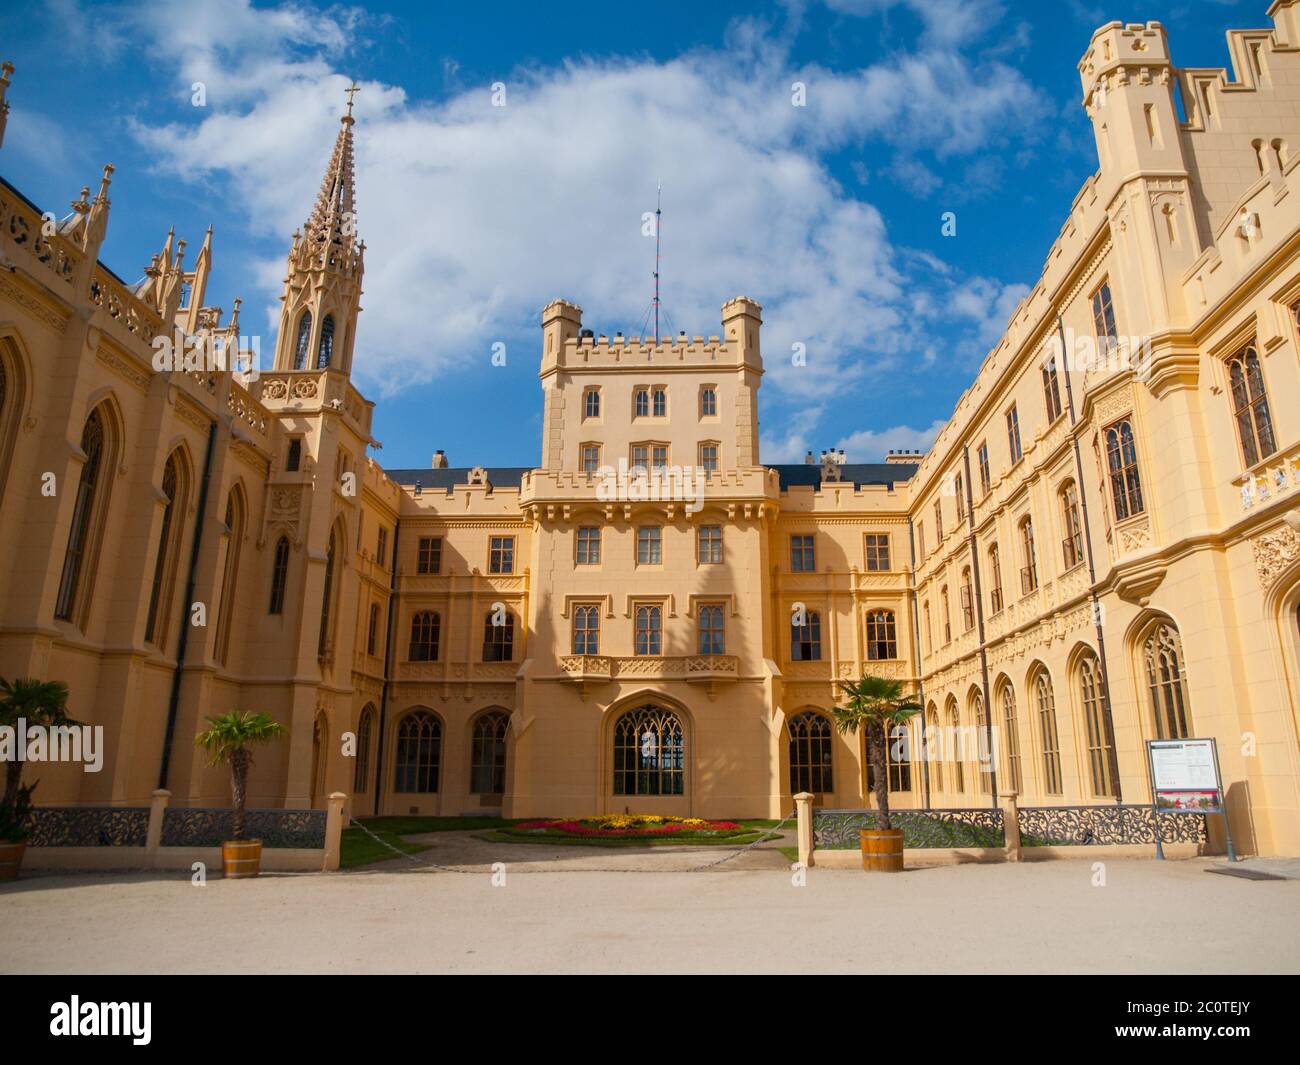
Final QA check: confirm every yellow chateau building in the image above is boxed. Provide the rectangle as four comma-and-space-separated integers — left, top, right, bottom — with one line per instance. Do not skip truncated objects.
2, 5, 1300, 856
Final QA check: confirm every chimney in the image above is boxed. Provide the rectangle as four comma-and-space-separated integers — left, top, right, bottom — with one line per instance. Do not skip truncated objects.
804, 450, 816, 465
820, 448, 845, 483
431, 450, 447, 469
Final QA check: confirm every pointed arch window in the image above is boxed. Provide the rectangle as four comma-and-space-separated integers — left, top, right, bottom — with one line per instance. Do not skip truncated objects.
1227, 344, 1276, 467
1000, 685, 1022, 794
215, 488, 244, 665
791, 611, 821, 661
268, 536, 290, 614
1143, 622, 1192, 739
317, 529, 336, 661
572, 605, 600, 655
788, 711, 833, 796
483, 610, 515, 662
1104, 419, 1144, 520
394, 711, 441, 793
145, 453, 184, 647
1079, 653, 1116, 796
317, 314, 336, 369
1034, 671, 1063, 795
925, 707, 943, 792
353, 707, 374, 793
409, 610, 440, 661
947, 699, 964, 793
470, 711, 509, 795
973, 693, 992, 794
865, 609, 897, 660
56, 409, 107, 623
293, 310, 312, 370
613, 705, 684, 796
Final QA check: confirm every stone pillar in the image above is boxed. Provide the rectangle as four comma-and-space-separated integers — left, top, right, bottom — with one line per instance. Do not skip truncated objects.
323, 791, 347, 871
999, 789, 1021, 862
146, 789, 170, 867
794, 791, 814, 868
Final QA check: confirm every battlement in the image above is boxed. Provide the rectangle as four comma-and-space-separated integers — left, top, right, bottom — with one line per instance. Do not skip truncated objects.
1078, 21, 1170, 106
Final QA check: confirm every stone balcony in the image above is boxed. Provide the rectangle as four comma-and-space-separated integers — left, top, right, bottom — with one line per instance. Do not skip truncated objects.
554, 653, 739, 698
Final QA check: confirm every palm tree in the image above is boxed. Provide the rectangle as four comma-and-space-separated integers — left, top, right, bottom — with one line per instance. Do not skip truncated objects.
0, 677, 74, 818
832, 675, 921, 831
194, 712, 285, 841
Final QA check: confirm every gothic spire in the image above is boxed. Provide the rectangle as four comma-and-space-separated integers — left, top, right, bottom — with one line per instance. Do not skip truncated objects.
300, 85, 361, 273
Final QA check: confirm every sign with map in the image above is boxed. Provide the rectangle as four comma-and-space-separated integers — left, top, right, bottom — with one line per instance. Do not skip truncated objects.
1147, 738, 1223, 812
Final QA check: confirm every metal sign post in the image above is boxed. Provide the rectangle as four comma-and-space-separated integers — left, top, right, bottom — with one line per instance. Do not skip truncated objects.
1146, 737, 1236, 862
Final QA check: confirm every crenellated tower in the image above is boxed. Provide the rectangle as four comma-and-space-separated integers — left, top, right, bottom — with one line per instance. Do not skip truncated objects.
272, 94, 365, 374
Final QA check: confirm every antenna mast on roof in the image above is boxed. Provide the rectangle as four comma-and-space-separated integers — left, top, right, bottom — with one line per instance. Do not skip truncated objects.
637, 182, 674, 341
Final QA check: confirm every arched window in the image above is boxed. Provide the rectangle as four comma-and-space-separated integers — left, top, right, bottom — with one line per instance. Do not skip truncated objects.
613, 705, 684, 796
584, 388, 600, 419
960, 567, 974, 631
1000, 684, 1022, 794
788, 710, 833, 795
215, 487, 244, 665
1104, 419, 1144, 520
1034, 671, 1062, 795
1079, 652, 1116, 796
940, 586, 951, 644
145, 452, 186, 647
317, 529, 337, 661
698, 604, 725, 655
409, 611, 440, 661
0, 344, 22, 513
946, 698, 964, 793
317, 314, 335, 370
635, 604, 662, 656
1143, 622, 1192, 739
973, 692, 992, 794
1227, 344, 1275, 467
572, 605, 600, 655
1061, 481, 1083, 569
925, 706, 943, 791
268, 536, 290, 614
483, 610, 515, 662
791, 610, 821, 660
1020, 518, 1038, 594
55, 408, 109, 623
394, 711, 440, 793
366, 603, 380, 656
470, 711, 509, 794
988, 543, 1004, 613
353, 706, 374, 792
293, 310, 312, 370
1042, 354, 1063, 421
865, 609, 896, 660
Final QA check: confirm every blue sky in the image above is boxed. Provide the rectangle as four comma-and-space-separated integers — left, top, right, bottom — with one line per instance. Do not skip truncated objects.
0, 0, 1255, 468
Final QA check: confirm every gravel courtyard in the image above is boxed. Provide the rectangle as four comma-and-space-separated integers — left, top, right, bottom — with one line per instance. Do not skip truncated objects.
4, 843, 1299, 974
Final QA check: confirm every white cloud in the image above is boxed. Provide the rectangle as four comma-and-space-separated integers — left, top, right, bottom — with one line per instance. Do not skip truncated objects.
835, 418, 945, 462
118, 0, 1048, 432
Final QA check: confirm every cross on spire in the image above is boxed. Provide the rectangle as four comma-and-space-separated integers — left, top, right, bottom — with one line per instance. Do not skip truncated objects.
344, 79, 360, 117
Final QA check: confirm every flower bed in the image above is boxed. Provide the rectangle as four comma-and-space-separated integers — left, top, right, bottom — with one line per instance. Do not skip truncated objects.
503, 814, 746, 839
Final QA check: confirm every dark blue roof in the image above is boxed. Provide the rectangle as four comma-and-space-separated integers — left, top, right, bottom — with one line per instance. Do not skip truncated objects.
384, 466, 530, 492
770, 463, 916, 490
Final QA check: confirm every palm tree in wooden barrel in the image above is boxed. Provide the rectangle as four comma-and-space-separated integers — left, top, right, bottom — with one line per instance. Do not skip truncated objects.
195, 711, 285, 879
833, 675, 921, 872
0, 677, 75, 880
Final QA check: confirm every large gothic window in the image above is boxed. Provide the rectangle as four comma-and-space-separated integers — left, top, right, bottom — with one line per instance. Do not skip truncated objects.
1143, 622, 1192, 739
317, 314, 336, 370
394, 711, 441, 793
353, 706, 374, 793
317, 530, 337, 661
215, 488, 244, 665
613, 706, 684, 796
55, 408, 108, 624
293, 310, 312, 370
1000, 684, 1022, 794
788, 710, 833, 796
1034, 671, 1063, 795
409, 611, 440, 661
470, 711, 509, 795
1079, 652, 1116, 796
145, 451, 186, 647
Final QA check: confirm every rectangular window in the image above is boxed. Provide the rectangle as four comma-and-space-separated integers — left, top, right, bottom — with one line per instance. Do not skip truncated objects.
576, 526, 601, 565
651, 445, 668, 469
1042, 357, 1063, 422
584, 388, 601, 419
635, 604, 662, 656
581, 445, 601, 473
698, 443, 719, 472
697, 525, 723, 564
917, 521, 926, 558
954, 473, 965, 522
864, 533, 890, 571
631, 445, 649, 470
634, 388, 649, 418
1006, 405, 1023, 464
698, 604, 725, 655
489, 535, 514, 574
572, 605, 600, 655
376, 527, 388, 567
652, 386, 667, 417
637, 526, 662, 565
1104, 418, 1145, 520
700, 387, 717, 417
790, 534, 815, 572
286, 438, 302, 472
417, 536, 442, 575
977, 442, 990, 494
933, 499, 944, 542
791, 612, 822, 661
1091, 280, 1117, 350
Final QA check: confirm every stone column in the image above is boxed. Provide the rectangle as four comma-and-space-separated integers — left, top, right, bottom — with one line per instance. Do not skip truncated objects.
323, 791, 347, 872
999, 789, 1021, 862
794, 791, 814, 868
146, 789, 171, 867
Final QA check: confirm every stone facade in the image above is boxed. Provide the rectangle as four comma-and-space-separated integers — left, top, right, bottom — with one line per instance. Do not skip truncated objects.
1, 4, 1299, 855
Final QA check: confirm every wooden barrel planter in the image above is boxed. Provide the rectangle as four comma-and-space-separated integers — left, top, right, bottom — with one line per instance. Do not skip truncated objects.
859, 827, 904, 872
0, 841, 26, 881
221, 839, 263, 879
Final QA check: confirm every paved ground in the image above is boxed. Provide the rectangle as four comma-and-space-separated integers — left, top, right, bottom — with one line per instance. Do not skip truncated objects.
4, 837, 1299, 974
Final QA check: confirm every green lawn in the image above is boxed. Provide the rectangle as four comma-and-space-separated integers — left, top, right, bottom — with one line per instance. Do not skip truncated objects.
478, 829, 780, 848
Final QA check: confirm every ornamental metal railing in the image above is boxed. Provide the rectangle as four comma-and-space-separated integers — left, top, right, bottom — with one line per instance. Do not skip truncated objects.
1018, 804, 1207, 846
812, 808, 1004, 850
26, 806, 151, 847
160, 807, 327, 849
